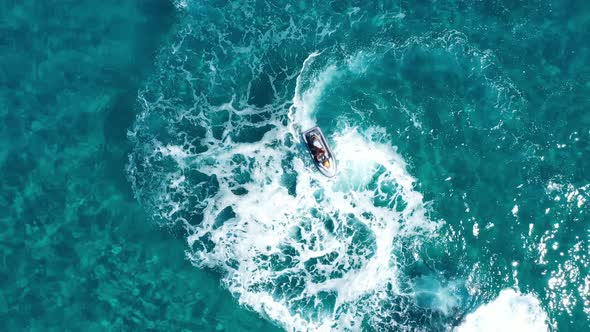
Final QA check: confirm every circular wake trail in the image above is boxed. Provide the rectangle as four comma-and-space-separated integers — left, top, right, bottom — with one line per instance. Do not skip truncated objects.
127, 2, 554, 330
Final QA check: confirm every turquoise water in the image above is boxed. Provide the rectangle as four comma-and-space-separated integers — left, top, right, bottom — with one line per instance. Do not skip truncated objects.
4, 0, 590, 331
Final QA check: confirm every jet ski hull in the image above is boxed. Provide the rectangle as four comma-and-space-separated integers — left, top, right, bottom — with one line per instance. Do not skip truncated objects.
302, 127, 337, 178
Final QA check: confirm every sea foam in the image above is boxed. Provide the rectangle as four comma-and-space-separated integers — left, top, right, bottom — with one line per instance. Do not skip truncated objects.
456, 289, 549, 332
178, 52, 441, 329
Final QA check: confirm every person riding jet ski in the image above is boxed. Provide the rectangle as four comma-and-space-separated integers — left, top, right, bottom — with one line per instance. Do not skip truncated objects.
309, 134, 331, 168
301, 126, 337, 177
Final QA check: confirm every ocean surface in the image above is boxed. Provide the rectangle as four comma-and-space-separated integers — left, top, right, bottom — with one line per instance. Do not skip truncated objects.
3, 0, 590, 331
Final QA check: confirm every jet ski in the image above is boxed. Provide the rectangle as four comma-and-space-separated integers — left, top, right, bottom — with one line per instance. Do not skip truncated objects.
302, 126, 337, 178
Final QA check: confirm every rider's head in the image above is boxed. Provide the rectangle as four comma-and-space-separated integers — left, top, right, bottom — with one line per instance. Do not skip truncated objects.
323, 160, 330, 168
